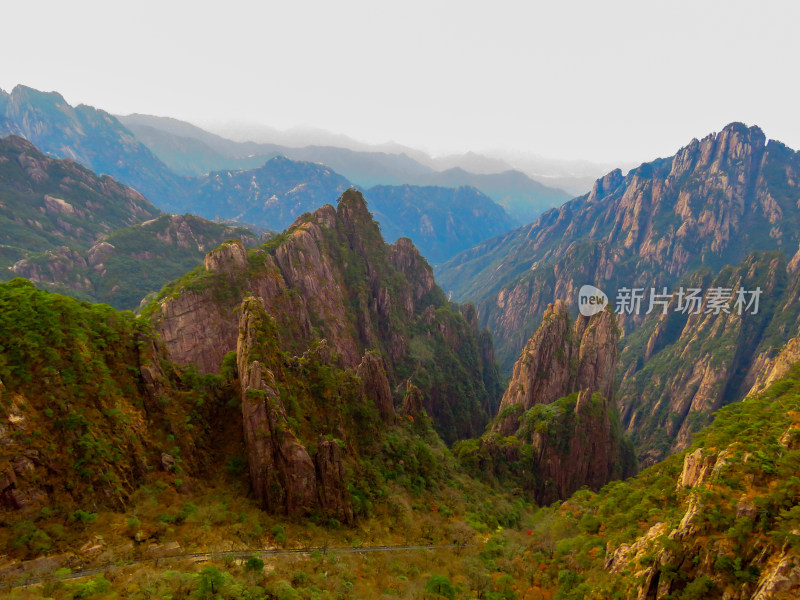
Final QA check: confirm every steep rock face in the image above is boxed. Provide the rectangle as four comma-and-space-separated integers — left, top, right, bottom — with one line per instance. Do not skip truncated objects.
501, 303, 627, 503
440, 123, 800, 464
151, 189, 501, 443
749, 337, 800, 397
389, 237, 436, 313
237, 296, 318, 516
461, 302, 631, 504
494, 300, 618, 436
356, 351, 395, 421
531, 389, 621, 504
155, 289, 241, 375
617, 252, 800, 465
440, 123, 800, 372
314, 439, 354, 525
204, 239, 248, 274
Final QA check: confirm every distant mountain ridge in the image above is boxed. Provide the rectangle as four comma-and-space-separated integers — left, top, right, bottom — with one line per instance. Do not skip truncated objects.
0, 86, 529, 263
118, 113, 572, 223
439, 123, 800, 355
203, 118, 619, 196
0, 86, 189, 209
0, 134, 264, 309
189, 157, 517, 264
0, 134, 160, 270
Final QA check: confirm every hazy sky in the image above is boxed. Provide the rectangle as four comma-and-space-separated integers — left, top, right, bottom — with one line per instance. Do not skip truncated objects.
2, 0, 799, 163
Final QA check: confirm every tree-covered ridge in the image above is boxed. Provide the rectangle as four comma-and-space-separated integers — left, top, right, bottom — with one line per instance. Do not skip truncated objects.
5, 273, 800, 598
0, 135, 160, 273
10, 213, 263, 311
0, 278, 211, 513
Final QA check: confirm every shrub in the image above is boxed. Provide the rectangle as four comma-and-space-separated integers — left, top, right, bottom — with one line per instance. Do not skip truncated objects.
424, 574, 456, 600
244, 556, 264, 572
271, 524, 287, 545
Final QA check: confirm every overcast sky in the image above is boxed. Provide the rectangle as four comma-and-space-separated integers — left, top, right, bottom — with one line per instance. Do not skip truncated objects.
2, 0, 798, 164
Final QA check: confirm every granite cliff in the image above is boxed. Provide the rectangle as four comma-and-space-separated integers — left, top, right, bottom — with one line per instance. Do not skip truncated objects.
148, 189, 502, 446
456, 301, 633, 504
440, 122, 800, 463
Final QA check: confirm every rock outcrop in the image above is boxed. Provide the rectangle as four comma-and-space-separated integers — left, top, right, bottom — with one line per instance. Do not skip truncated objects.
151, 189, 501, 444
237, 296, 318, 516
749, 336, 800, 397
463, 301, 631, 504
356, 351, 395, 421
494, 300, 618, 436
314, 438, 354, 525
204, 239, 248, 274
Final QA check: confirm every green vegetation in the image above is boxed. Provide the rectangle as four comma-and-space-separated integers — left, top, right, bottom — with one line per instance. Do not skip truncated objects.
0, 276, 529, 599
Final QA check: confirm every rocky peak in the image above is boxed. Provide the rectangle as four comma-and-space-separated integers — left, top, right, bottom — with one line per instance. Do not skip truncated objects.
676, 122, 766, 180
204, 239, 248, 274
390, 237, 436, 304
336, 188, 376, 230
480, 300, 629, 503
587, 168, 624, 203
152, 189, 502, 443
494, 301, 619, 435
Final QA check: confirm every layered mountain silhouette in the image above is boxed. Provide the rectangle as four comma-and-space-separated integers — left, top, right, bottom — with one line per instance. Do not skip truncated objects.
118, 112, 571, 223
1, 86, 533, 263
0, 86, 190, 209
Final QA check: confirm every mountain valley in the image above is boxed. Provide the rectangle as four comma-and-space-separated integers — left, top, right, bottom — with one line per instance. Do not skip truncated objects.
2, 89, 800, 599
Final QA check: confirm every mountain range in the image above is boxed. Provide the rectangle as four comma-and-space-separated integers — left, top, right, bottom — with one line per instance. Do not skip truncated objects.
0, 85, 543, 264
438, 122, 800, 462
118, 112, 572, 223
3, 80, 800, 597
203, 118, 621, 196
